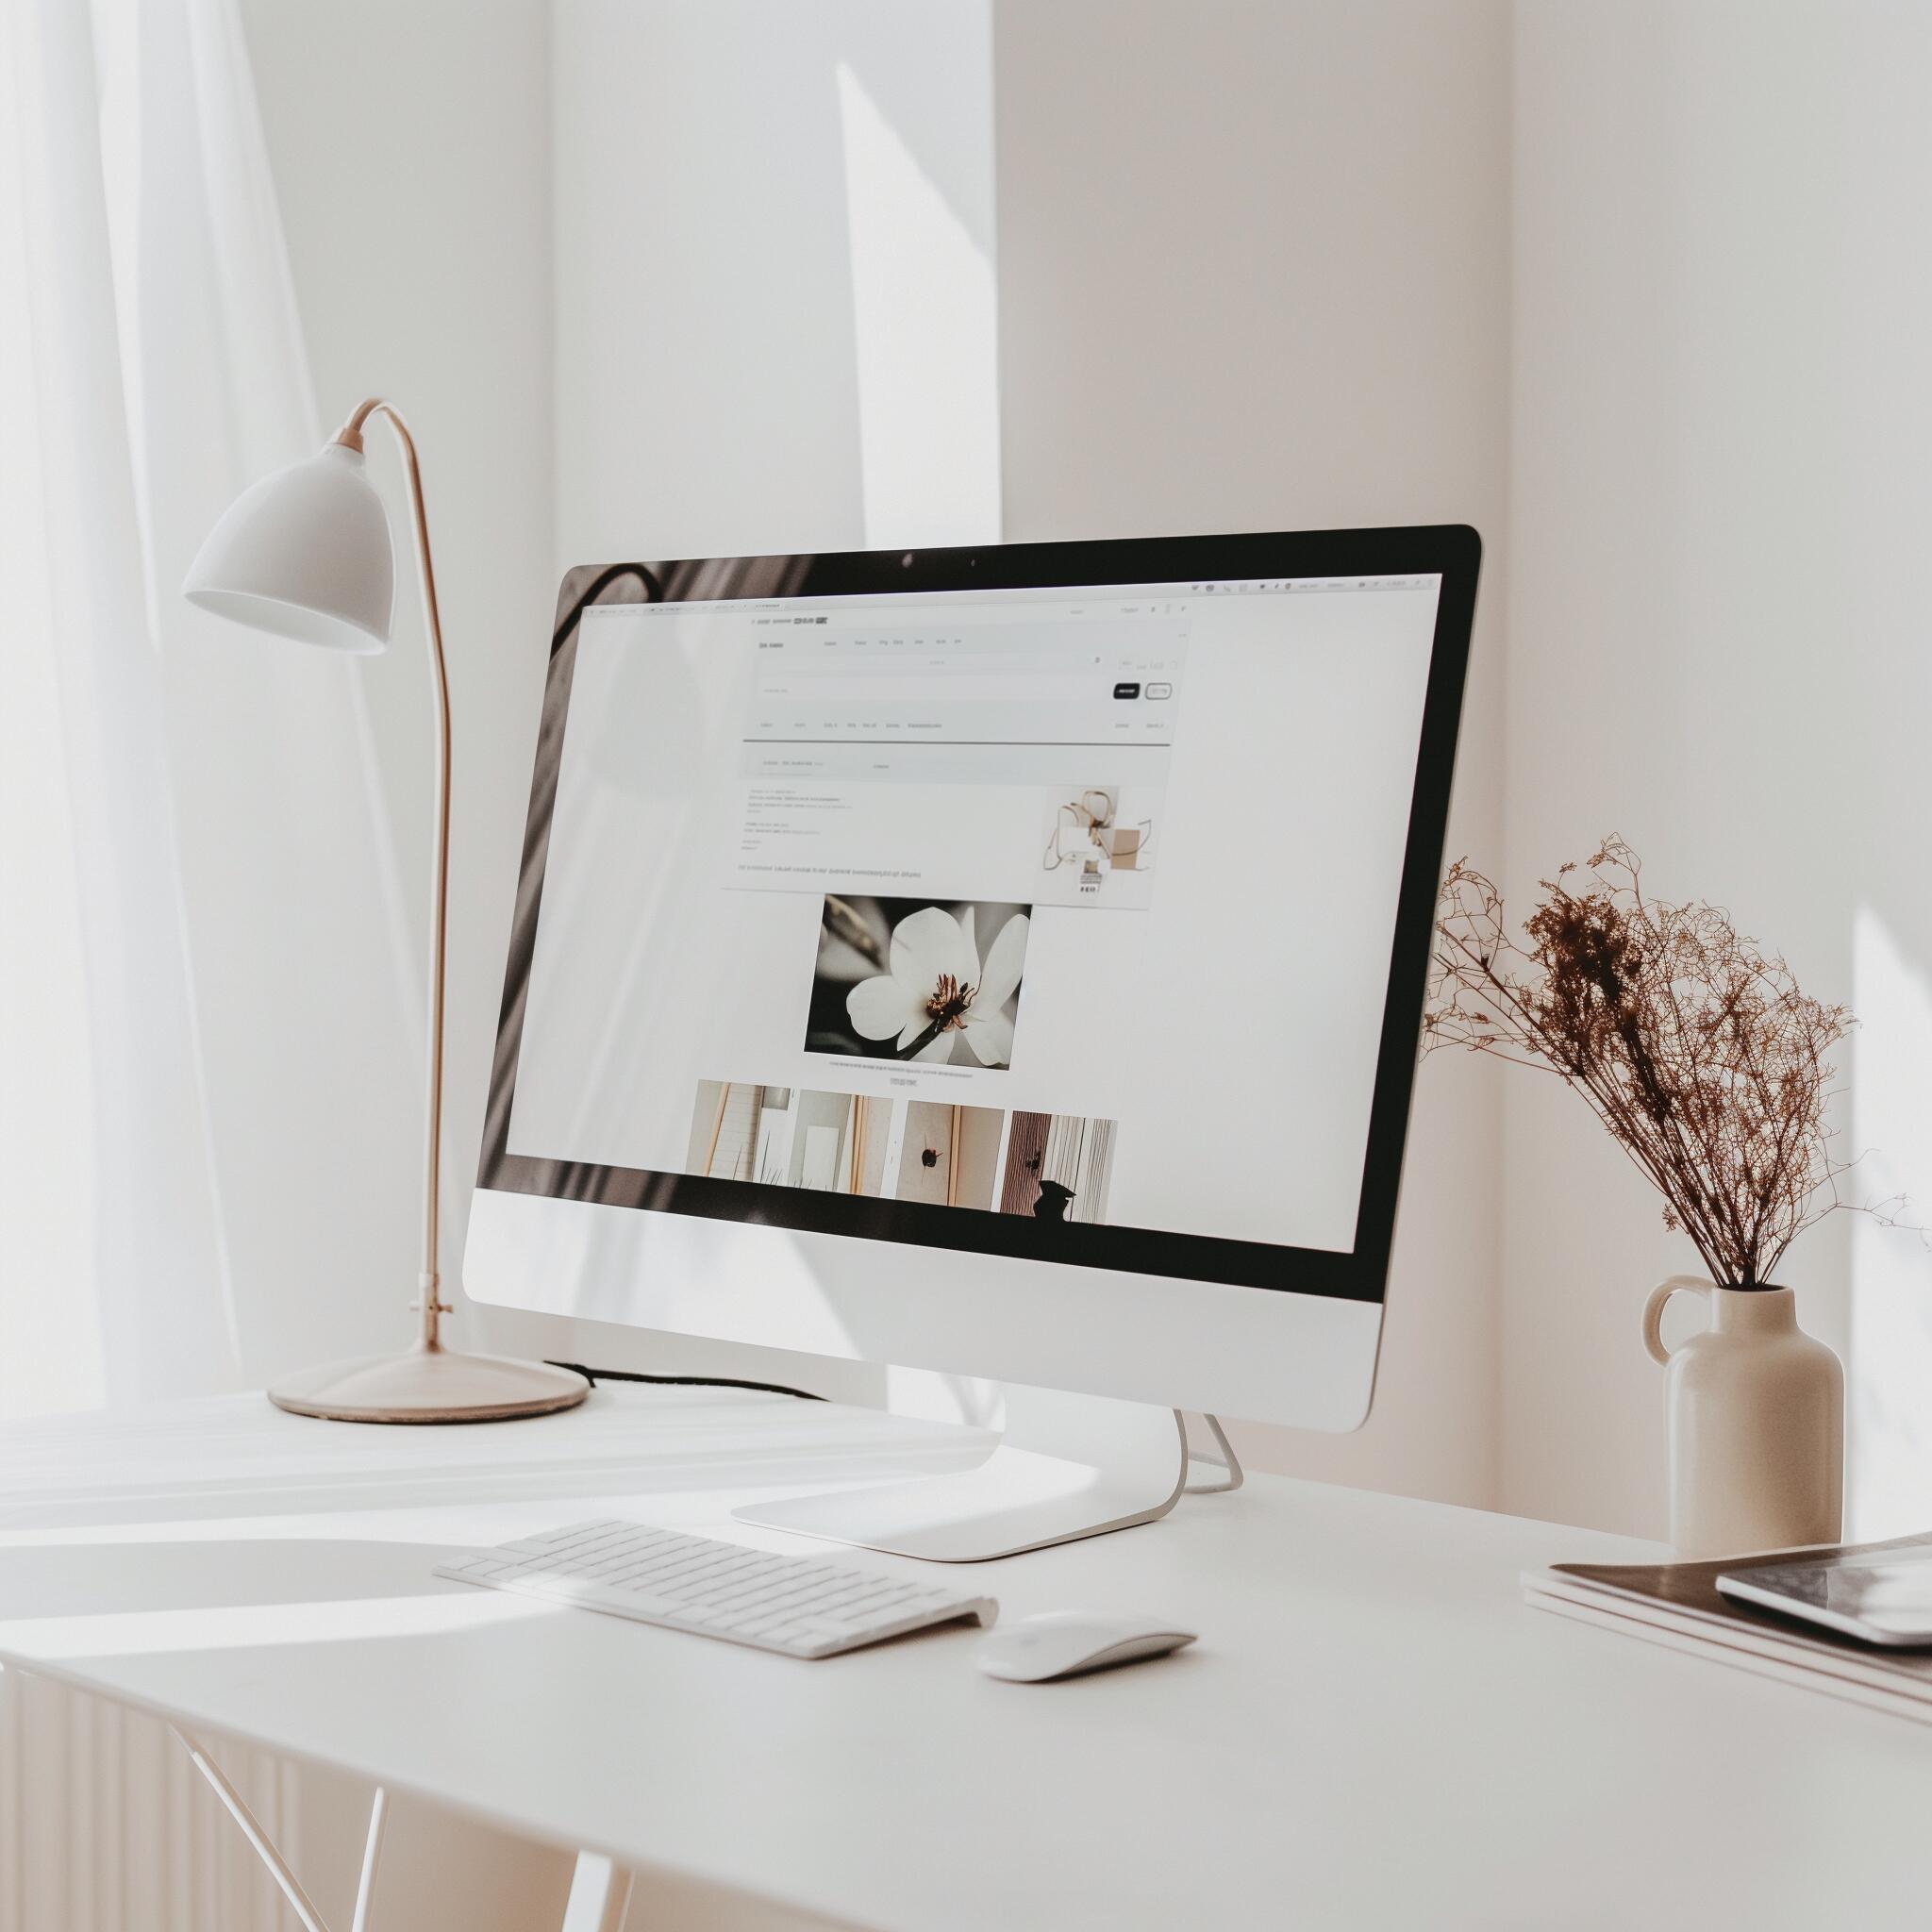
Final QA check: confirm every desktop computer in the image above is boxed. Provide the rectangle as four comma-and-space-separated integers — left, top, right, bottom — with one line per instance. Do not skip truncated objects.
465, 527, 1478, 1559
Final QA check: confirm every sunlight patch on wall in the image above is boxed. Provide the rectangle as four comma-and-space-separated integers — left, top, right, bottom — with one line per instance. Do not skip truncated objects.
836, 59, 1000, 550
1848, 905, 1932, 1537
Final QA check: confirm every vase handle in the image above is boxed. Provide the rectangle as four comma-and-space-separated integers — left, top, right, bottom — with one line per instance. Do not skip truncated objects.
1643, 1275, 1711, 1366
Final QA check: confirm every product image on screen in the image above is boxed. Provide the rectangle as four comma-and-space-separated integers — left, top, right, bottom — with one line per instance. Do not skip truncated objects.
685, 1082, 896, 1195
1041, 786, 1150, 898
502, 567, 1444, 1273
896, 1103, 1004, 1210
809, 896, 1030, 1068
1000, 1113, 1116, 1226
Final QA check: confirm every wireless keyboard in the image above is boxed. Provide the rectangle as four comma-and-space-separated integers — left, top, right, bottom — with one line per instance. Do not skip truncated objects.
435, 1518, 997, 1658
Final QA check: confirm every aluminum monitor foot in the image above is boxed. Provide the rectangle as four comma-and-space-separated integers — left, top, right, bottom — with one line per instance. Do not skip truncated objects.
733, 1384, 1189, 1562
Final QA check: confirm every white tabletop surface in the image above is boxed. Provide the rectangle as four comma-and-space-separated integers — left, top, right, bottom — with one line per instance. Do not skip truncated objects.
3, 1386, 1930, 1931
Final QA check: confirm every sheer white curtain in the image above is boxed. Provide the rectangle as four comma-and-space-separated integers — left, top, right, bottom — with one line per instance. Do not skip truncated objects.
0, 0, 418, 1416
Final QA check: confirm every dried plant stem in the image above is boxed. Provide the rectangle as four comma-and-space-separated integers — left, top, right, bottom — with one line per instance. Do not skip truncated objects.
1424, 839, 1857, 1289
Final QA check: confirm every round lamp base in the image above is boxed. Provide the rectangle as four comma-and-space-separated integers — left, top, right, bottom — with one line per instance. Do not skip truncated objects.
268, 1347, 590, 1424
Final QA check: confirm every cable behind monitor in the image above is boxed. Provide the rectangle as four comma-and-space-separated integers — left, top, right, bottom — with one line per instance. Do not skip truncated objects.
549, 1364, 1246, 1502
545, 1361, 825, 1403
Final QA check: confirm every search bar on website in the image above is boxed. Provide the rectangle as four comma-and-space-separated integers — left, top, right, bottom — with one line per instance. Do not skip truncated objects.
756, 674, 1107, 703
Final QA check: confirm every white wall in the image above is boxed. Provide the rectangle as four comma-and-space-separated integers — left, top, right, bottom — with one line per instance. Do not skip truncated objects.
1506, 0, 1932, 1540
236, 7, 580, 1924
241, 0, 557, 1380
992, 0, 1513, 1507
552, 0, 997, 563
545, 0, 998, 1402
987, 0, 1932, 1541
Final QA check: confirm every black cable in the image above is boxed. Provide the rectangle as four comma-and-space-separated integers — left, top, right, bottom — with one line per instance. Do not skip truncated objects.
545, 1360, 824, 1402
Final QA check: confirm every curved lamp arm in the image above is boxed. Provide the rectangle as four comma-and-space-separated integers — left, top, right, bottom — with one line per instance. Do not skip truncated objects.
335, 399, 453, 1351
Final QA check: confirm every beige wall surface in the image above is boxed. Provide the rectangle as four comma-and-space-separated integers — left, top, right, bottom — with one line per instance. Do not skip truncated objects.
242, 0, 558, 1363
992, 0, 1513, 1508
246, 0, 889, 1414
1506, 1, 1932, 1541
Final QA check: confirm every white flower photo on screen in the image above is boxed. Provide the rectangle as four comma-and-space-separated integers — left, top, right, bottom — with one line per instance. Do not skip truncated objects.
807, 896, 1029, 1069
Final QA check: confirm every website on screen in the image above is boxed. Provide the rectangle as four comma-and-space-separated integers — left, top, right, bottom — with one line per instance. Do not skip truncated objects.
508, 574, 1439, 1253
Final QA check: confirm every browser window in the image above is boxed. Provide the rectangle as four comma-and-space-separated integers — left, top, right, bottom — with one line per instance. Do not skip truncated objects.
508, 574, 1440, 1251
735, 597, 1183, 910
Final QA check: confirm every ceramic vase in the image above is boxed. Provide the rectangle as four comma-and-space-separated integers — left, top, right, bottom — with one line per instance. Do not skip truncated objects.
1641, 1275, 1843, 1558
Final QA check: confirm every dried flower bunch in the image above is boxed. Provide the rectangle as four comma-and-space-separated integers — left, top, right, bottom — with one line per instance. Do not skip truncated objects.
1425, 838, 1857, 1290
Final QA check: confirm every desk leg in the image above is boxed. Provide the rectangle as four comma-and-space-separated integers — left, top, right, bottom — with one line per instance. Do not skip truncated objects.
561, 1852, 633, 1932
171, 1720, 625, 1932
351, 1784, 390, 1932
169, 1727, 331, 1932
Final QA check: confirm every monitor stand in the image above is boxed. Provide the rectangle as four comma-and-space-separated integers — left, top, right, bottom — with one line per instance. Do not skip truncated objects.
731, 1383, 1189, 1562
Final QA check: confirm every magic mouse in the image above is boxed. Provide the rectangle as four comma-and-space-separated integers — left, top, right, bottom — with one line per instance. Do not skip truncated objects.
974, 1611, 1196, 1683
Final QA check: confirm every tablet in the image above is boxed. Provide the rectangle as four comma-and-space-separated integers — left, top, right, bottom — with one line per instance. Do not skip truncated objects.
1717, 1550, 1932, 1648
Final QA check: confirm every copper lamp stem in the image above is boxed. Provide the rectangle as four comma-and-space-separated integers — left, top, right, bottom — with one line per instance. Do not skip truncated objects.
335, 398, 450, 1354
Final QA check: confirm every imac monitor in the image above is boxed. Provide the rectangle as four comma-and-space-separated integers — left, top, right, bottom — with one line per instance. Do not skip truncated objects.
467, 527, 1478, 1557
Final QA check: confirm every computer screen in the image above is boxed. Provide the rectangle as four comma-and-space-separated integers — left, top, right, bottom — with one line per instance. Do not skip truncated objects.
486, 548, 1459, 1301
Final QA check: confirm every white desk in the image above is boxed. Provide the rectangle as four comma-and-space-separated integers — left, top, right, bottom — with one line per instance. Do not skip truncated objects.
4, 1387, 1931, 1930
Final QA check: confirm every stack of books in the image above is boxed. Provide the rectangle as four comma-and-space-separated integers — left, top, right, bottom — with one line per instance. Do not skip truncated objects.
1524, 1533, 1932, 1724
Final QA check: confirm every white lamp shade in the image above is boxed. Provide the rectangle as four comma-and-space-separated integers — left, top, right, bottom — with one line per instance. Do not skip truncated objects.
184, 443, 395, 653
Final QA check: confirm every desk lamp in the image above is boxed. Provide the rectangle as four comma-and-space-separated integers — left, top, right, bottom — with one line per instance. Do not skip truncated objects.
185, 399, 588, 1423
